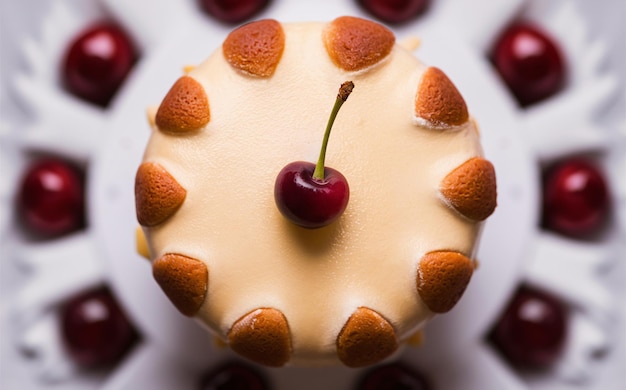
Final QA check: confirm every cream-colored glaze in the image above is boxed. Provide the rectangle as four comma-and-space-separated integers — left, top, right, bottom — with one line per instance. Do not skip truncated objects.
141, 22, 484, 366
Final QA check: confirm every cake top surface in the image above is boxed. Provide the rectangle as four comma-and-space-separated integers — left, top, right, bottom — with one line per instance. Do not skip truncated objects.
136, 17, 496, 367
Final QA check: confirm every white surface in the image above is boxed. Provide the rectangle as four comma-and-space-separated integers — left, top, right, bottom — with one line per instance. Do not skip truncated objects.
1, 0, 625, 389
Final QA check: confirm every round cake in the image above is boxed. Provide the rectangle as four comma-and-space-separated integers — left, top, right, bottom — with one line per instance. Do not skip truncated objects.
134, 16, 497, 368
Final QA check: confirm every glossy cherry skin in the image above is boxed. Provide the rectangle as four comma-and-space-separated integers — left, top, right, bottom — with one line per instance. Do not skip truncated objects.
62, 23, 136, 107
200, 362, 268, 390
274, 161, 349, 229
491, 22, 565, 106
542, 159, 609, 237
357, 0, 430, 24
357, 362, 430, 390
198, 0, 271, 24
18, 158, 85, 236
491, 286, 567, 368
61, 288, 136, 368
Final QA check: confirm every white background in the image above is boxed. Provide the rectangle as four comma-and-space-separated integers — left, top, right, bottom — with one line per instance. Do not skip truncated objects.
1, 0, 624, 389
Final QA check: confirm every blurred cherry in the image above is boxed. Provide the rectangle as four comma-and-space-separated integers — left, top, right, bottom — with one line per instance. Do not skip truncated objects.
198, 0, 271, 24
356, 0, 430, 24
357, 362, 430, 390
491, 286, 567, 368
61, 288, 136, 368
542, 158, 609, 237
491, 22, 565, 106
19, 158, 85, 236
62, 23, 136, 106
200, 362, 268, 390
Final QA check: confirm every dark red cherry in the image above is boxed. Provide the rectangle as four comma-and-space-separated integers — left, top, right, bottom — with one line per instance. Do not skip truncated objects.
542, 159, 609, 237
274, 82, 353, 229
198, 0, 271, 24
357, 362, 430, 390
200, 362, 268, 390
491, 22, 565, 106
62, 23, 136, 107
61, 288, 136, 368
18, 158, 85, 236
357, 0, 430, 24
491, 286, 567, 368
275, 161, 349, 229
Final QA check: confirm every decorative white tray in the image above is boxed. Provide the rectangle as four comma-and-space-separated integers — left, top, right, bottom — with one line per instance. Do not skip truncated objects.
1, 0, 624, 389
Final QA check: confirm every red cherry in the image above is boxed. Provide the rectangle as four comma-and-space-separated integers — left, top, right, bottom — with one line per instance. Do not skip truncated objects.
357, 362, 430, 390
62, 23, 136, 107
542, 159, 609, 237
61, 288, 136, 368
18, 158, 85, 236
275, 162, 349, 229
274, 82, 353, 229
357, 0, 430, 24
198, 0, 271, 24
491, 22, 565, 106
491, 286, 567, 368
200, 362, 268, 390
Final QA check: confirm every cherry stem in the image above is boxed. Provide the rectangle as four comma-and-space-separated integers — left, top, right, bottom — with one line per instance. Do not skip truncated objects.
313, 81, 354, 181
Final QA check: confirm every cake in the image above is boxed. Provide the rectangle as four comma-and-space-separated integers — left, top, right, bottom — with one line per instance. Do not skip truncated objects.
134, 16, 497, 368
